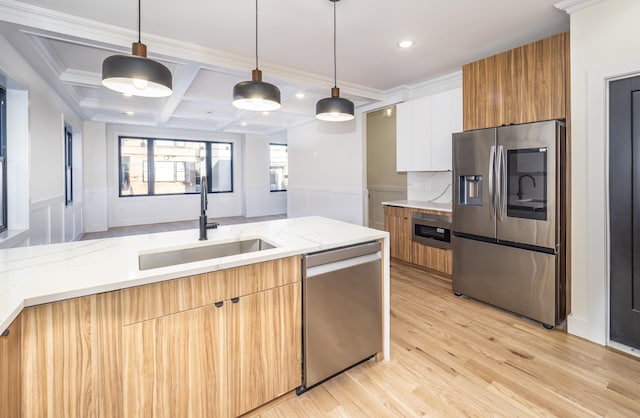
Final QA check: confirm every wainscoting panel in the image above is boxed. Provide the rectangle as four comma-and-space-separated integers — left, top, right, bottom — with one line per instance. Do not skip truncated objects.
368, 186, 406, 230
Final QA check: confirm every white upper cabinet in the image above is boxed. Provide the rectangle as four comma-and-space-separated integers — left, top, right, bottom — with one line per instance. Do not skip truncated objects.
396, 87, 462, 172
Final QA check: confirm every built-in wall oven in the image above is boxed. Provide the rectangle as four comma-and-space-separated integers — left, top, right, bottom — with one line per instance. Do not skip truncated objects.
411, 212, 452, 250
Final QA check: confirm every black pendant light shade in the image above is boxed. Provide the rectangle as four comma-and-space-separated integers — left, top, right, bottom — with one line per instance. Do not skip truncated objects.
233, 69, 281, 111
316, 0, 354, 122
101, 1, 172, 97
232, 0, 281, 111
316, 87, 354, 122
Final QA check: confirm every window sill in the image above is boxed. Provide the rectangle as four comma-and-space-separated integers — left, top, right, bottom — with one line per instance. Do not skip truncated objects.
0, 228, 29, 249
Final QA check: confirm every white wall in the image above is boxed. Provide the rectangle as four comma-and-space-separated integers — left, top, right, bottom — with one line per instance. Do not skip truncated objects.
104, 124, 243, 228
242, 133, 287, 217
0, 33, 83, 247
287, 115, 365, 225
83, 121, 109, 232
567, 0, 640, 345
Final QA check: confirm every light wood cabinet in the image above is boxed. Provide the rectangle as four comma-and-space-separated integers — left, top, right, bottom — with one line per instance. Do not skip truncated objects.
228, 282, 302, 417
21, 296, 99, 418
0, 315, 21, 418
384, 205, 411, 261
396, 87, 462, 172
122, 304, 227, 418
463, 32, 569, 131
17, 256, 302, 418
384, 205, 452, 275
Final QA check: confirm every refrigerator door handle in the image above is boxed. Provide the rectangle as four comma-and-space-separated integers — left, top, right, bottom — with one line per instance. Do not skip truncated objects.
497, 145, 507, 221
489, 145, 496, 220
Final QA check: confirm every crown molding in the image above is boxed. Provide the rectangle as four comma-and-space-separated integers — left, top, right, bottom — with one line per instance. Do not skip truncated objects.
554, 0, 606, 14
382, 70, 463, 102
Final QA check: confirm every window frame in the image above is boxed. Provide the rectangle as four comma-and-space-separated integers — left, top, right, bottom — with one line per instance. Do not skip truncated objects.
0, 87, 7, 233
118, 136, 234, 197
269, 143, 288, 193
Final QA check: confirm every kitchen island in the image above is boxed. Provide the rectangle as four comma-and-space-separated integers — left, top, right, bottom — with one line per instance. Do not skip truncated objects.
0, 216, 389, 418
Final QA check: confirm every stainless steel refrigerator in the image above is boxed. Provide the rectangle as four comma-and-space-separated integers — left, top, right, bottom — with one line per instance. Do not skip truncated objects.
452, 120, 566, 328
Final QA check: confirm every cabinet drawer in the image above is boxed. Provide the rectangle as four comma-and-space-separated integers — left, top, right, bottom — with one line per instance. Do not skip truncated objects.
121, 256, 301, 325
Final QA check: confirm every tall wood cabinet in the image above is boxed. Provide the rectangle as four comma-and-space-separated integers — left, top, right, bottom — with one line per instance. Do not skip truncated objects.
18, 256, 302, 418
463, 32, 570, 131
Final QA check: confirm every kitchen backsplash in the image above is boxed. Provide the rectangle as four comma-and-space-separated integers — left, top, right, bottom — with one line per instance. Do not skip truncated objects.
407, 171, 453, 203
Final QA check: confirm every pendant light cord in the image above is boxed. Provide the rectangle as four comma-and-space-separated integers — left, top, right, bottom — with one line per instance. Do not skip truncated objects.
333, 1, 337, 88
255, 0, 259, 69
138, 0, 141, 43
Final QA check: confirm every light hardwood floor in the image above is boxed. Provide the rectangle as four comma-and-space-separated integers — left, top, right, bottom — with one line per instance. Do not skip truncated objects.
251, 261, 640, 417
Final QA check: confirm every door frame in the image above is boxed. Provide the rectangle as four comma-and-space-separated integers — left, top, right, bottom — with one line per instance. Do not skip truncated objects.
568, 61, 640, 356
607, 72, 640, 356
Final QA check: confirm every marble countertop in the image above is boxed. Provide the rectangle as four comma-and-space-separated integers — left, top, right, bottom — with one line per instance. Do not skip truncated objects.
382, 200, 452, 212
0, 216, 389, 333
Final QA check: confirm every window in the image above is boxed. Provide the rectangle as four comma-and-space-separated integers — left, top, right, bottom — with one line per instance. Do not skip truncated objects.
0, 87, 6, 232
269, 143, 288, 192
119, 136, 233, 196
64, 125, 73, 205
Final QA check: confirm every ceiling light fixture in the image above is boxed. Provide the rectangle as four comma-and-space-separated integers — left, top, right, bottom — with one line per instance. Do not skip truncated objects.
397, 40, 415, 49
101, 0, 172, 98
232, 0, 281, 111
316, 0, 354, 122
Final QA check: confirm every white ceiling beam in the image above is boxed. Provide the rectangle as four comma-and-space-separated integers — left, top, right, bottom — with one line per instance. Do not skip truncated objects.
59, 69, 101, 88
158, 63, 201, 124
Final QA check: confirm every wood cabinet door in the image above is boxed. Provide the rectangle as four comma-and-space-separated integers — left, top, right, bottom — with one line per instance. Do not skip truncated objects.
0, 315, 21, 418
22, 296, 99, 418
463, 32, 568, 130
228, 282, 302, 417
122, 304, 227, 418
384, 206, 410, 262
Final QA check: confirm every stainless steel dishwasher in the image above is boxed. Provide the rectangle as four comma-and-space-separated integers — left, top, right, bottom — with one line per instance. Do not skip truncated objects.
299, 241, 382, 392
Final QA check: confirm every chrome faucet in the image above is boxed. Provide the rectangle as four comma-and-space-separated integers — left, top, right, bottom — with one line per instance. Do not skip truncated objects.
517, 174, 536, 200
199, 175, 219, 240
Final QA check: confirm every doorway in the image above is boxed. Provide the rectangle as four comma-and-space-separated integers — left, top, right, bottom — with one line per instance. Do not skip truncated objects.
365, 107, 406, 230
609, 76, 640, 350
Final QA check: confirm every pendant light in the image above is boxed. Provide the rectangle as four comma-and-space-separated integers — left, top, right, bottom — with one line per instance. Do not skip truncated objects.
316, 0, 354, 122
232, 0, 281, 111
101, 0, 172, 98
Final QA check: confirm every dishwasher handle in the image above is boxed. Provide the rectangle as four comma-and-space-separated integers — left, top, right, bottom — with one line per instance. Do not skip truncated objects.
305, 252, 381, 278
304, 241, 381, 268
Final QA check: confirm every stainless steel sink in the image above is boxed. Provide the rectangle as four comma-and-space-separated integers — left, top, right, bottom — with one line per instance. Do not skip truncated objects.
139, 238, 276, 270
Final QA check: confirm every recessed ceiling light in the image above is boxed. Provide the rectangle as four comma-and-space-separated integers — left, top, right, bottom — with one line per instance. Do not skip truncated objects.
296, 92, 305, 99
123, 111, 135, 116
241, 122, 247, 126
262, 111, 270, 116
397, 40, 414, 49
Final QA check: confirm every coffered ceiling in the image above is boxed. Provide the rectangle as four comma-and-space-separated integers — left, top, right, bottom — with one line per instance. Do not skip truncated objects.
0, 0, 569, 134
